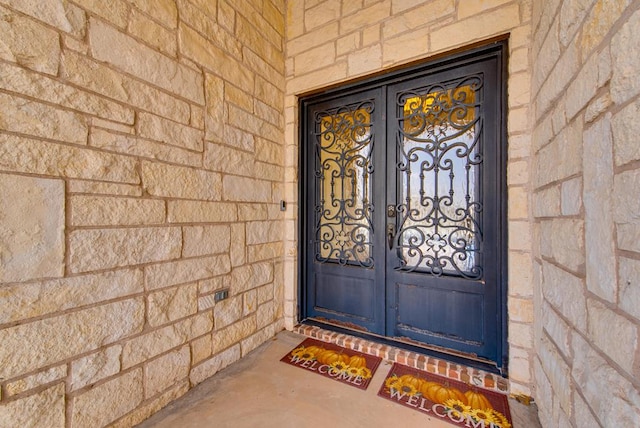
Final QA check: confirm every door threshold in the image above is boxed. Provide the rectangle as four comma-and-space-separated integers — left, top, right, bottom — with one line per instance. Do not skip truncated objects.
295, 321, 509, 395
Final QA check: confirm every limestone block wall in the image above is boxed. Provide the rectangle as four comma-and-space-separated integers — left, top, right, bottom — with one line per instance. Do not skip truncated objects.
0, 0, 285, 426
531, 1, 640, 426
283, 0, 535, 396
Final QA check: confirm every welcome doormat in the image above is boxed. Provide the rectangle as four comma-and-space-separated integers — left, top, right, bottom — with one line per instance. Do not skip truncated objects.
280, 338, 382, 390
378, 363, 512, 428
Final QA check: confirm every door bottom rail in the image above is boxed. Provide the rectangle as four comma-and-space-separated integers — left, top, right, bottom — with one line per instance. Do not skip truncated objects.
294, 323, 509, 395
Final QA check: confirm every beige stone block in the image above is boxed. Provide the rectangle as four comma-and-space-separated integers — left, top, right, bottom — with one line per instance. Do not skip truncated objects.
0, 384, 64, 428
247, 242, 283, 263
588, 299, 637, 373
0, 269, 142, 325
212, 316, 256, 353
572, 333, 640, 426
535, 40, 580, 117
131, 0, 178, 29
253, 161, 283, 182
614, 169, 640, 251
612, 98, 640, 166
288, 22, 338, 57
178, 2, 241, 59
256, 300, 276, 328
243, 289, 257, 316
92, 117, 134, 134
286, 0, 304, 39
238, 204, 268, 221
508, 185, 529, 220
0, 299, 143, 380
457, 0, 512, 19
110, 381, 189, 428
90, 128, 200, 167
263, 0, 285, 36
203, 143, 255, 177
69, 227, 182, 273
90, 18, 203, 104
507, 107, 529, 135
122, 312, 213, 369
225, 83, 254, 112
508, 347, 532, 384
142, 161, 221, 201
565, 49, 611, 121
0, 62, 133, 124
256, 139, 283, 166
236, 16, 284, 72
148, 283, 198, 327
382, 26, 430, 66
542, 301, 571, 357
347, 44, 381, 76
214, 295, 243, 328
509, 71, 531, 108
71, 345, 121, 391
0, 5, 61, 75
180, 24, 252, 90
223, 176, 272, 202
534, 118, 583, 188
0, 174, 64, 283
73, 0, 128, 28
190, 344, 240, 385
144, 346, 190, 398
256, 284, 274, 305
183, 225, 231, 257
532, 185, 559, 218
2, 0, 85, 36
5, 365, 67, 397
0, 92, 88, 145
241, 324, 275, 356
574, 392, 603, 428
540, 219, 585, 273
560, 177, 582, 216
585, 92, 611, 124
287, 61, 347, 94
508, 160, 529, 186
362, 24, 380, 46
340, 1, 389, 35
0, 135, 138, 183
255, 75, 284, 112
68, 180, 141, 196
191, 334, 213, 364
541, 261, 586, 331
145, 255, 231, 291
431, 4, 519, 52
199, 276, 228, 295
128, 9, 176, 57
70, 195, 164, 226
168, 200, 237, 223
254, 99, 281, 126
191, 105, 205, 129
198, 293, 216, 311
243, 46, 286, 93
558, 0, 595, 46
619, 257, 640, 320
538, 336, 572, 413
532, 114, 553, 152
337, 32, 360, 56
227, 104, 279, 143
204, 73, 225, 142
71, 369, 142, 427
246, 220, 282, 245
581, 0, 630, 56
384, 0, 454, 39
62, 51, 190, 124
230, 223, 246, 267
138, 112, 204, 151
583, 115, 616, 302
218, 0, 235, 32
305, 0, 340, 31
221, 126, 255, 153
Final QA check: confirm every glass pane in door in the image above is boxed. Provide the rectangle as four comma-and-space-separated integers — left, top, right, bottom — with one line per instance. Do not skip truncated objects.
394, 77, 484, 278
314, 101, 375, 267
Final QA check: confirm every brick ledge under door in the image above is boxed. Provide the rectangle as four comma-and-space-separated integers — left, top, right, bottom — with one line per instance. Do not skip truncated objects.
294, 324, 510, 394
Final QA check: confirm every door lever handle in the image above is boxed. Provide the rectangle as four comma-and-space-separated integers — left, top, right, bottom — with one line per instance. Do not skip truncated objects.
386, 223, 395, 250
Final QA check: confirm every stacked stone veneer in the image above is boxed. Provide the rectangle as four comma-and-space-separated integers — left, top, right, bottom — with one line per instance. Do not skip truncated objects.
0, 0, 285, 426
531, 1, 640, 426
283, 0, 536, 396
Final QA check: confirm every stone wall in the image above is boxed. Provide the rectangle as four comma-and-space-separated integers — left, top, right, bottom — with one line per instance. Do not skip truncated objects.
283, 0, 536, 396
0, 0, 285, 426
531, 0, 640, 426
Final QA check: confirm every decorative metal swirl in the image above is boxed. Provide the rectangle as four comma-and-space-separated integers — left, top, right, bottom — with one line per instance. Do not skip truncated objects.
394, 75, 484, 279
314, 100, 375, 267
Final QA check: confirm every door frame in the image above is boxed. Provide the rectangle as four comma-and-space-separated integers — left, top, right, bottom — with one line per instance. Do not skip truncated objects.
298, 39, 509, 375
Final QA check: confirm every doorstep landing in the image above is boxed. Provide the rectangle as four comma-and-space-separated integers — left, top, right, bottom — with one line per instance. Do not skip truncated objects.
294, 324, 509, 395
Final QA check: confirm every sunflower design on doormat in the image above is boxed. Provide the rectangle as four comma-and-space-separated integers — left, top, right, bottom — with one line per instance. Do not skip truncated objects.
379, 364, 513, 428
281, 338, 382, 390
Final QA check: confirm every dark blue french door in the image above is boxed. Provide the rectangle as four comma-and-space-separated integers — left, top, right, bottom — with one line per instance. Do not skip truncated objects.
301, 43, 507, 370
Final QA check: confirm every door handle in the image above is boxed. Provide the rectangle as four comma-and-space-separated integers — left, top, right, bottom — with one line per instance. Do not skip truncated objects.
387, 223, 395, 250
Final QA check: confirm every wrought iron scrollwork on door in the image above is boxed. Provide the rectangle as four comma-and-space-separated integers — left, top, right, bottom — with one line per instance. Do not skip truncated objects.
314, 100, 375, 268
394, 75, 484, 279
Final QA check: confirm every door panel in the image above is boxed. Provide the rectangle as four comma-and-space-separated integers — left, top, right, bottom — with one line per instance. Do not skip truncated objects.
304, 88, 387, 334
301, 43, 506, 369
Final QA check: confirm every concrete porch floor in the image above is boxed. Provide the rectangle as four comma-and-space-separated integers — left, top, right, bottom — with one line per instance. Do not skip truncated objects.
138, 331, 541, 428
